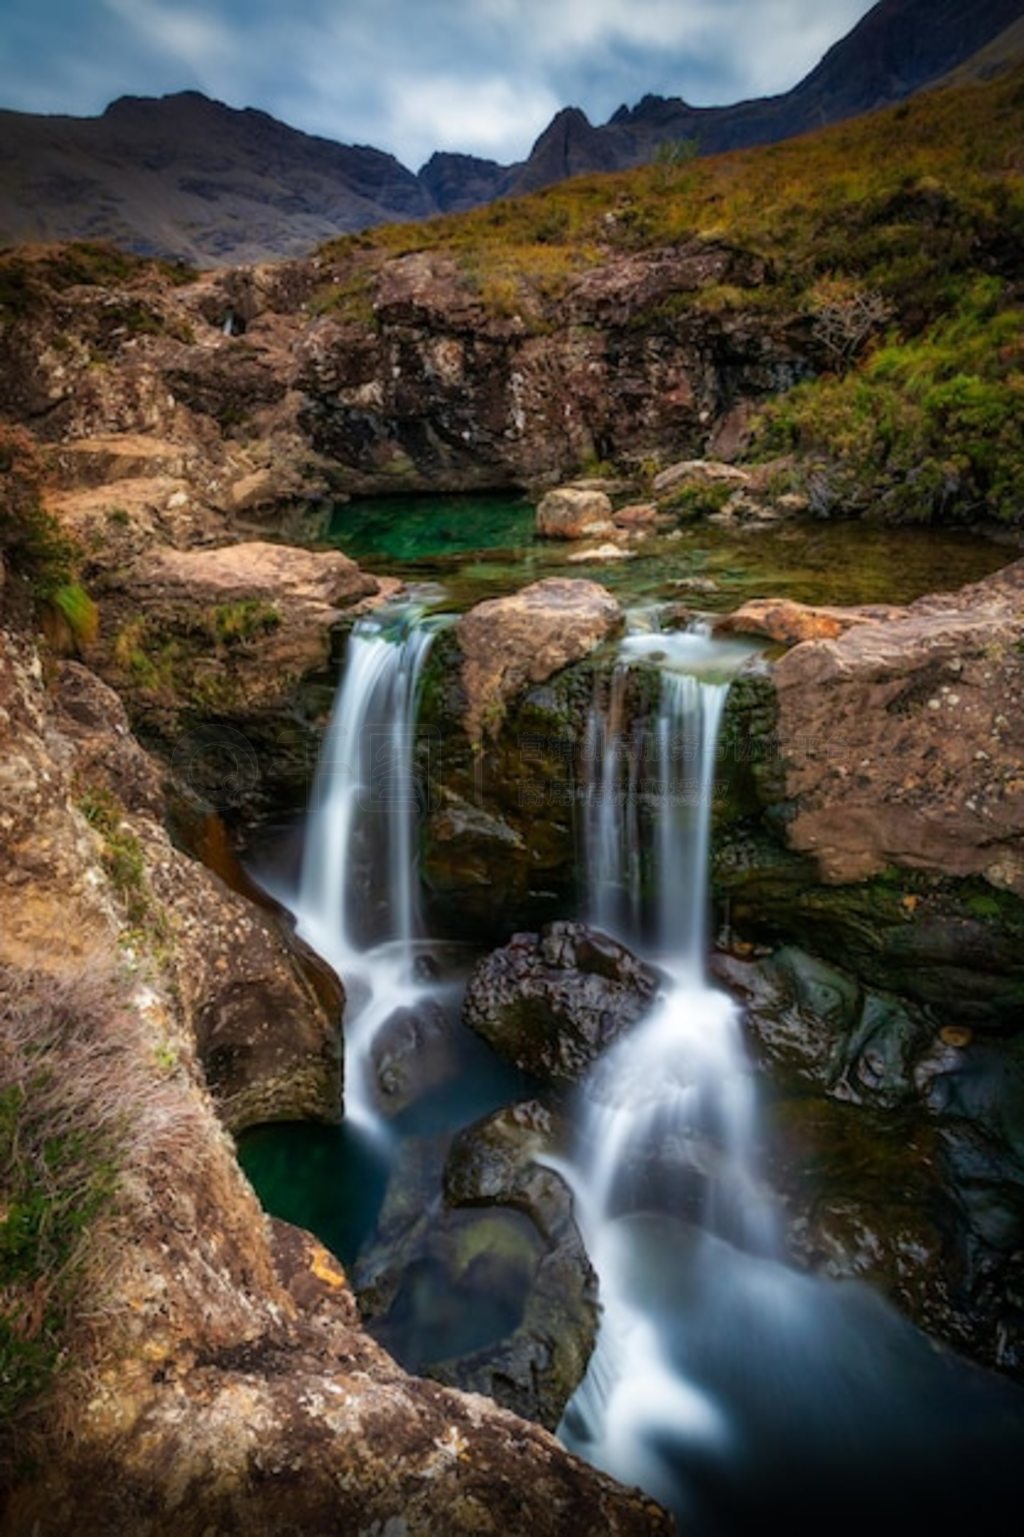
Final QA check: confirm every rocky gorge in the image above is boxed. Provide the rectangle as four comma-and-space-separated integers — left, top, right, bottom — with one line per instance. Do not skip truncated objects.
3, 60, 1024, 1536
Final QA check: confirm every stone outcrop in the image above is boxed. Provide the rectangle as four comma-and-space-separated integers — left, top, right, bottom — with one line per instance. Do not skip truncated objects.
456, 578, 622, 748
463, 923, 659, 1084
46, 658, 343, 1132
713, 941, 1024, 1373
772, 560, 1024, 892
88, 541, 396, 816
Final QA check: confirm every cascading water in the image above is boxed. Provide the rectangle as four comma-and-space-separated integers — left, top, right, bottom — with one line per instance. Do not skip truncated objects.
296, 603, 439, 1137
561, 625, 1024, 1531
564, 626, 777, 1511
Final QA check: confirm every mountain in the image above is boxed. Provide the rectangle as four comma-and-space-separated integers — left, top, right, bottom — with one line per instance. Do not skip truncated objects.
0, 0, 1021, 263
0, 90, 434, 266
429, 0, 1024, 207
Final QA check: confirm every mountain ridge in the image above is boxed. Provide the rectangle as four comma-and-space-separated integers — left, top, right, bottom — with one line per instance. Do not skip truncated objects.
1, 0, 1021, 263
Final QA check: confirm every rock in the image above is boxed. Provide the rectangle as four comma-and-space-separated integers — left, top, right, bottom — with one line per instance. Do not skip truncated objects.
131, 539, 379, 611
90, 541, 393, 816
456, 578, 621, 748
652, 459, 750, 497
536, 486, 616, 540
370, 999, 459, 1117
1, 620, 670, 1537
566, 541, 635, 563
356, 1107, 598, 1432
772, 1096, 956, 1337
713, 945, 930, 1109
52, 433, 194, 488
772, 559, 1024, 892
464, 922, 659, 1085
612, 502, 668, 530
48, 660, 344, 1131
717, 598, 894, 646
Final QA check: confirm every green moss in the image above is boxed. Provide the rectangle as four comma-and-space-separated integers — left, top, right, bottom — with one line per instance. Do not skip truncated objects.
207, 600, 281, 645
77, 787, 151, 926
49, 584, 99, 646
756, 279, 1024, 522
662, 482, 736, 520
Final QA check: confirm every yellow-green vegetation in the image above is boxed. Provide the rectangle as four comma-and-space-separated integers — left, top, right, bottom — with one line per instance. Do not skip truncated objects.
0, 241, 194, 321
77, 787, 151, 927
0, 969, 122, 1459
0, 427, 74, 596
0, 426, 106, 636
759, 276, 1024, 520
112, 601, 280, 712
316, 66, 1024, 522
48, 583, 99, 647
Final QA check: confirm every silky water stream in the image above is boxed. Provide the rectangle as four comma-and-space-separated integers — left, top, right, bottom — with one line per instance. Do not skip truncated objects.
255, 603, 1024, 1535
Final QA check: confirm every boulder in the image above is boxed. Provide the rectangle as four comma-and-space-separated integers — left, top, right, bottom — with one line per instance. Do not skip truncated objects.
130, 539, 379, 611
772, 559, 1024, 893
456, 577, 621, 747
712, 945, 929, 1109
536, 486, 615, 540
463, 922, 659, 1085
370, 998, 459, 1117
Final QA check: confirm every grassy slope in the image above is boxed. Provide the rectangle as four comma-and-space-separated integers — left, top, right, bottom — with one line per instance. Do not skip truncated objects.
319, 66, 1024, 523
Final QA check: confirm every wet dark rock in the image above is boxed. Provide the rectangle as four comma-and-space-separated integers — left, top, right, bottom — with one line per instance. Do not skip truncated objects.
370, 998, 459, 1117
464, 922, 659, 1085
713, 945, 929, 1108
354, 1111, 598, 1431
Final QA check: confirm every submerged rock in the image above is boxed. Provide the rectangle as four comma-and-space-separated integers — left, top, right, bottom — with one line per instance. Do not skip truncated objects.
464, 922, 659, 1085
355, 1104, 597, 1432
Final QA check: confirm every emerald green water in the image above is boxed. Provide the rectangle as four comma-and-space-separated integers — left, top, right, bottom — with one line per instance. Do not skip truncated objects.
326, 492, 1014, 613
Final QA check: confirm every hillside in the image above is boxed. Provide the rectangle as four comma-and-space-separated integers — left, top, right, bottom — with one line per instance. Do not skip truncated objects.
0, 91, 434, 266
0, 0, 1021, 263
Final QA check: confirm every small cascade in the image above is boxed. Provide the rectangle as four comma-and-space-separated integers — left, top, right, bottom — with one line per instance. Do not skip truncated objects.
561, 625, 775, 1509
296, 603, 438, 1137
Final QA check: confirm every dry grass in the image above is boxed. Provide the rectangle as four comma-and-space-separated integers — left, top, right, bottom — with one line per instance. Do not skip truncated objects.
0, 956, 189, 1470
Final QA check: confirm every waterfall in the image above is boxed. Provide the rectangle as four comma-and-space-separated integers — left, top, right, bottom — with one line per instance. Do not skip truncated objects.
561, 626, 776, 1509
296, 604, 436, 1136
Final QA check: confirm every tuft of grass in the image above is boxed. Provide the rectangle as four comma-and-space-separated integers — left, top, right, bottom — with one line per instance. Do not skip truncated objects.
0, 967, 124, 1456
49, 584, 99, 647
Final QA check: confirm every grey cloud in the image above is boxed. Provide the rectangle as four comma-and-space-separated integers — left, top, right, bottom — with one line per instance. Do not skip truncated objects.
0, 0, 877, 170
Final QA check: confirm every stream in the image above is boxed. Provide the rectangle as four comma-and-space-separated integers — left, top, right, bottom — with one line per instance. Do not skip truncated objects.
240, 501, 1024, 1532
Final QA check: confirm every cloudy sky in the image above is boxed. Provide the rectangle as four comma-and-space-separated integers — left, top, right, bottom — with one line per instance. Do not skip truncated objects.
0, 0, 878, 170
